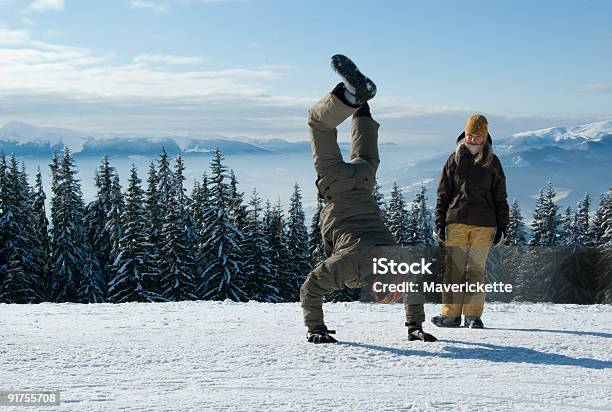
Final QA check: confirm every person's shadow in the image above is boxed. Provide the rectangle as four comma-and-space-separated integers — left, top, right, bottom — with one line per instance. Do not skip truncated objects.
340, 338, 612, 370
485, 327, 612, 339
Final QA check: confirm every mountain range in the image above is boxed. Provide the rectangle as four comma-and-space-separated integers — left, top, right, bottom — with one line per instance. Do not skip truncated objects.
1, 119, 611, 216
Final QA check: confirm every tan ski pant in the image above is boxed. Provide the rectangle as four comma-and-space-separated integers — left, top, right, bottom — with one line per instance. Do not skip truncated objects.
441, 223, 495, 318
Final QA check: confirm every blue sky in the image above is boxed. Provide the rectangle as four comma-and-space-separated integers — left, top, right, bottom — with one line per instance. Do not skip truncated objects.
0, 0, 611, 147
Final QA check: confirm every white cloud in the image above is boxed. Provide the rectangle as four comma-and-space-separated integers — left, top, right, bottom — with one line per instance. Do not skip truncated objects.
128, 0, 170, 14
29, 0, 64, 12
133, 53, 206, 65
584, 83, 612, 94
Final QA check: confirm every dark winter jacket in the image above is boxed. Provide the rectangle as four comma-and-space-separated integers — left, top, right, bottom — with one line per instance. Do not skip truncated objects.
435, 132, 509, 229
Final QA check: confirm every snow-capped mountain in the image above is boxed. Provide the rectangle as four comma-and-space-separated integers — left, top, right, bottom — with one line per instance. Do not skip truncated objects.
495, 120, 612, 155
0, 121, 310, 157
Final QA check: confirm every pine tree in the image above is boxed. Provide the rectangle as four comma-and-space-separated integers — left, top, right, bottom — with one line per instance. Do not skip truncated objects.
575, 193, 594, 246
49, 148, 97, 302
308, 196, 326, 268
159, 155, 197, 301
108, 165, 165, 302
228, 169, 249, 234
284, 183, 310, 301
84, 156, 116, 297
559, 206, 576, 246
31, 168, 51, 300
242, 190, 279, 302
143, 161, 163, 294
0, 156, 40, 303
593, 189, 612, 303
0, 153, 6, 293
104, 173, 124, 290
387, 182, 409, 246
593, 189, 612, 247
191, 172, 210, 293
529, 182, 560, 247
410, 185, 433, 245
506, 199, 527, 246
197, 148, 245, 301
264, 199, 290, 302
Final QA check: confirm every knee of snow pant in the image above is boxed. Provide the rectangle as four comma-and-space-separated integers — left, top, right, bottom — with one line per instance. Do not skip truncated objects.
300, 252, 360, 331
463, 226, 495, 317
350, 116, 381, 172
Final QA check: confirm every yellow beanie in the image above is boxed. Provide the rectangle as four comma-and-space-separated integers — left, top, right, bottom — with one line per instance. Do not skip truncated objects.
464, 114, 488, 137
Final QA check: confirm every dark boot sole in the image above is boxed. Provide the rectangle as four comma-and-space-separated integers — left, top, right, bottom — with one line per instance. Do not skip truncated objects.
330, 54, 377, 104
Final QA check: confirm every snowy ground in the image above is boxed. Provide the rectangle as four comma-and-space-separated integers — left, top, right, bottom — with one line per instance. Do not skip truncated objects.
1, 301, 611, 411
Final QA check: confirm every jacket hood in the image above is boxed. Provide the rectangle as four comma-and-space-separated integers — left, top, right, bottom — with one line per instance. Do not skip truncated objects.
456, 131, 493, 145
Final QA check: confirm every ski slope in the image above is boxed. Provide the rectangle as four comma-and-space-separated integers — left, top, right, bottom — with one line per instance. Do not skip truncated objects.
1, 301, 611, 411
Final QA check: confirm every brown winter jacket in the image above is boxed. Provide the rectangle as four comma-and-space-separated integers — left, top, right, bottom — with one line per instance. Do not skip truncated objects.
435, 132, 509, 229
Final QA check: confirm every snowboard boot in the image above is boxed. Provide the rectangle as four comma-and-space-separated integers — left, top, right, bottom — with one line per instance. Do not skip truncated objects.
330, 54, 377, 106
464, 316, 484, 329
307, 326, 338, 344
406, 322, 438, 342
431, 315, 462, 328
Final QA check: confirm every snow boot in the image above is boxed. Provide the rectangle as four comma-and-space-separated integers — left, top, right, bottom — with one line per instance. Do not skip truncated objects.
406, 322, 438, 342
330, 54, 377, 106
307, 326, 338, 344
431, 315, 462, 328
464, 316, 484, 329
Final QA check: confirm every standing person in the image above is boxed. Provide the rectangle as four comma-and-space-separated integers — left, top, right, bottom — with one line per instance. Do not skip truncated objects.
300, 54, 437, 344
432, 114, 509, 329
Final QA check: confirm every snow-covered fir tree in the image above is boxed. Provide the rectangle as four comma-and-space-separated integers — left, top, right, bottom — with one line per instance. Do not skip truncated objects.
191, 172, 210, 291
108, 165, 165, 302
159, 155, 197, 301
529, 182, 560, 246
506, 199, 527, 246
0, 156, 41, 303
197, 148, 245, 301
593, 189, 612, 303
593, 189, 612, 247
143, 161, 163, 294
84, 156, 116, 297
387, 182, 409, 246
264, 199, 290, 302
308, 196, 326, 268
284, 183, 310, 301
105, 173, 124, 283
409, 185, 433, 246
559, 206, 576, 246
575, 193, 594, 246
228, 169, 249, 235
242, 189, 279, 302
31, 168, 51, 300
49, 148, 97, 302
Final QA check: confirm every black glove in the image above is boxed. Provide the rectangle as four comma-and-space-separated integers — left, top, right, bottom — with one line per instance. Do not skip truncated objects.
494, 227, 507, 246
307, 326, 337, 344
